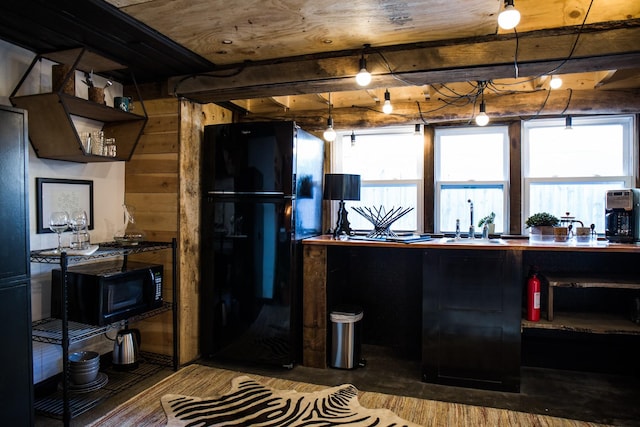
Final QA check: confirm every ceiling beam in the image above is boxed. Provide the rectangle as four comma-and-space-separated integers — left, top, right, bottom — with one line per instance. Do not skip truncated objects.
169, 21, 640, 103
237, 89, 640, 131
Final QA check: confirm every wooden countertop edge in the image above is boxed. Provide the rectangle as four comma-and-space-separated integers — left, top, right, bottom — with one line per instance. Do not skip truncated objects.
302, 235, 640, 253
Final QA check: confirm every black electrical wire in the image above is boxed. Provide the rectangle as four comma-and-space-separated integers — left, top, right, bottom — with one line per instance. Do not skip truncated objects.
522, 87, 553, 121
432, 82, 479, 100
486, 80, 541, 96
513, 28, 519, 79
560, 88, 574, 115
171, 64, 248, 97
498, 0, 594, 88
372, 48, 423, 87
416, 101, 429, 125
545, 0, 594, 76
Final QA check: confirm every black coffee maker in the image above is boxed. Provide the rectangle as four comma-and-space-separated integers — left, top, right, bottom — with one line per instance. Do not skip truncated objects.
605, 189, 640, 242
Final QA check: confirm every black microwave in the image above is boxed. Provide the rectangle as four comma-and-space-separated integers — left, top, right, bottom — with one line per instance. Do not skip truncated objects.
52, 260, 163, 326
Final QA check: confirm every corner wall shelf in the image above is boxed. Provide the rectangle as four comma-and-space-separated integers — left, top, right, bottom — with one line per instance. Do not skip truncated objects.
10, 47, 147, 163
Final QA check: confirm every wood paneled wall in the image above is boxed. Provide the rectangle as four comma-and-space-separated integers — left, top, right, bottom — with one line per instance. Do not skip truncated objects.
125, 96, 231, 365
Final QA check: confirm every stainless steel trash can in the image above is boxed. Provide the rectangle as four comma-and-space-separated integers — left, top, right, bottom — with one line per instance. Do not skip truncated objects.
330, 306, 363, 369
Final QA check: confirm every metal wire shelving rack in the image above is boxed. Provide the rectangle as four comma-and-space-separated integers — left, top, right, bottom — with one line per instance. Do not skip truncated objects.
31, 239, 177, 426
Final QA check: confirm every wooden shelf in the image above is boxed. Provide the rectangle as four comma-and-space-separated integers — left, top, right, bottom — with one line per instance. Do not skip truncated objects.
9, 48, 147, 163
42, 48, 127, 74
546, 274, 640, 290
546, 273, 640, 321
522, 312, 640, 335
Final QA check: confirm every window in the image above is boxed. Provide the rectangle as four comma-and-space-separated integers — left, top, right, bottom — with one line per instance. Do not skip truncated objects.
331, 126, 423, 232
435, 126, 509, 234
523, 115, 636, 234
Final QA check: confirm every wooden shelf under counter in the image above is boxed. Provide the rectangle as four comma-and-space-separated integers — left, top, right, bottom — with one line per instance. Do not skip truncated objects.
522, 312, 640, 335
545, 273, 640, 321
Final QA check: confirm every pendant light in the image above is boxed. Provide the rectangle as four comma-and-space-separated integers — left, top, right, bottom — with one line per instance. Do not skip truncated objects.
350, 130, 356, 146
475, 101, 489, 126
550, 75, 563, 89
498, 0, 520, 30
475, 83, 489, 126
324, 117, 336, 142
382, 89, 393, 114
355, 46, 371, 87
323, 93, 337, 142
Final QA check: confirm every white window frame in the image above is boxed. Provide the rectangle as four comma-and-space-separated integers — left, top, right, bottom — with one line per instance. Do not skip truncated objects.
522, 115, 637, 234
331, 126, 424, 233
434, 126, 510, 233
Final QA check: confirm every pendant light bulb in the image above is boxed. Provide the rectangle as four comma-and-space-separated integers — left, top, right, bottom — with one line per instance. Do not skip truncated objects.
475, 101, 489, 126
355, 45, 372, 86
324, 117, 336, 142
382, 89, 393, 114
356, 56, 371, 86
550, 75, 563, 89
498, 0, 520, 30
324, 93, 337, 142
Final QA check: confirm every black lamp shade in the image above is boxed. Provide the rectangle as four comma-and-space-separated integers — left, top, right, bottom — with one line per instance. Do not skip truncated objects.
323, 174, 361, 201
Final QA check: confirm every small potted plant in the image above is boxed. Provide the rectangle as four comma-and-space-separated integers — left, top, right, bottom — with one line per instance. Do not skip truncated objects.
478, 212, 496, 235
525, 212, 559, 243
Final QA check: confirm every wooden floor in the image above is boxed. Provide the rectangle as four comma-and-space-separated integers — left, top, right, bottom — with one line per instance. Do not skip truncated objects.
35, 345, 640, 426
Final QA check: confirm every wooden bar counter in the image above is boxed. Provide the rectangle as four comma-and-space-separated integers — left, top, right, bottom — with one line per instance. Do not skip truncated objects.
302, 235, 640, 391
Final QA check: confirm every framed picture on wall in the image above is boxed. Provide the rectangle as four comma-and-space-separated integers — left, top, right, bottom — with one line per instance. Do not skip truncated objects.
36, 178, 94, 234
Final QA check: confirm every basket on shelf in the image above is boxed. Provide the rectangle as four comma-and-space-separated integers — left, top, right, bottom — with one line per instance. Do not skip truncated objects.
352, 205, 414, 238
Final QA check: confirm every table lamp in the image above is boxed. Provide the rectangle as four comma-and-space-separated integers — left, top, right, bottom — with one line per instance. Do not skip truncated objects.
323, 174, 361, 237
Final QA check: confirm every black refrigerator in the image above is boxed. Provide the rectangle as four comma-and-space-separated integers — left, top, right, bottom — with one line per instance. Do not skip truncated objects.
200, 121, 324, 367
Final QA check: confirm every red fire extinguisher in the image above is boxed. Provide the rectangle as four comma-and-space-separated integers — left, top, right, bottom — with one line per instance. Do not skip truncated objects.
527, 267, 541, 321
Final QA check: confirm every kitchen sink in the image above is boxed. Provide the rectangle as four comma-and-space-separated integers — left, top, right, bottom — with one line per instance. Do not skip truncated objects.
439, 237, 507, 244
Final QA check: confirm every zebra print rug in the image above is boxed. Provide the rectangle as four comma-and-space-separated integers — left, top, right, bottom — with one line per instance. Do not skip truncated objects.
88, 364, 611, 427
161, 376, 421, 427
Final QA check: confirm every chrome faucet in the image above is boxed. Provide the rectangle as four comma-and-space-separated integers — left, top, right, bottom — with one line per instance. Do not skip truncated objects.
467, 199, 474, 239
455, 219, 461, 239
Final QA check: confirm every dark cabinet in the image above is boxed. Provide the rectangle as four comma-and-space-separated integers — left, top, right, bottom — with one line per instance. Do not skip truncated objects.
0, 105, 33, 425
422, 249, 522, 392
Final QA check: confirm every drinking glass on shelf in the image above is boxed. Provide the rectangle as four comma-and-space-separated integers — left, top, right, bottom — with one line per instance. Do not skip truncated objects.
68, 209, 87, 232
69, 209, 89, 250
49, 211, 69, 254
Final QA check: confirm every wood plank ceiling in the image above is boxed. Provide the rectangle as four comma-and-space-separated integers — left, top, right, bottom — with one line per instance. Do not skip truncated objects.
106, 0, 640, 128
1, 0, 639, 129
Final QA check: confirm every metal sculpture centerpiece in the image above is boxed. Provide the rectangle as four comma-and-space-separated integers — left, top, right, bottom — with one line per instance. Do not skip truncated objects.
352, 205, 414, 238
